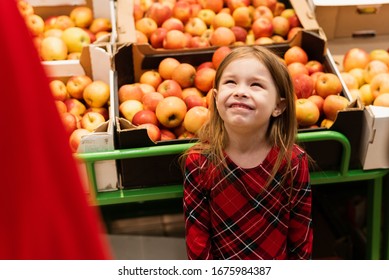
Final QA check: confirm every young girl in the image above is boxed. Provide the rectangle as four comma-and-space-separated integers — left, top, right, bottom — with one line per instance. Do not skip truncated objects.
182, 45, 313, 260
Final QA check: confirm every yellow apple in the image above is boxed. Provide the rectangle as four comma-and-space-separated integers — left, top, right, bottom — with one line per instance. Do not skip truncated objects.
119, 100, 144, 122
183, 106, 209, 133
70, 6, 94, 28
40, 37, 68, 61
369, 49, 389, 66
83, 80, 110, 108
81, 111, 106, 132
25, 14, 45, 37
61, 27, 91, 53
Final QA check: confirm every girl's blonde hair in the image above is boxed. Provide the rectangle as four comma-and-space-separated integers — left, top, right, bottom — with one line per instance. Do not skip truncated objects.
183, 45, 298, 188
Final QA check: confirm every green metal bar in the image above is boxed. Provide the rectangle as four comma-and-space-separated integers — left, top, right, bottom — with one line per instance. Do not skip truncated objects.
366, 178, 383, 260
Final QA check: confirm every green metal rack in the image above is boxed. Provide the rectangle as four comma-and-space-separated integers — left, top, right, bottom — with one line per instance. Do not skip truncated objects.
77, 130, 388, 260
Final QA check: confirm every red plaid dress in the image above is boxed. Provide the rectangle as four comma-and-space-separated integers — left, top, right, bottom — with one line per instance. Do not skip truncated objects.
183, 144, 312, 260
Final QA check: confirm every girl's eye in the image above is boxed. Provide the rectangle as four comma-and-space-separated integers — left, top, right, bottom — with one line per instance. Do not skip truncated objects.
251, 82, 262, 88
224, 79, 235, 85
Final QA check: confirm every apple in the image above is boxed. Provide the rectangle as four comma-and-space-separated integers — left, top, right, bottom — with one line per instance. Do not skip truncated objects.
17, 0, 34, 17
357, 84, 374, 105
172, 63, 197, 89
83, 80, 110, 108
273, 1, 286, 15
53, 15, 75, 30
184, 17, 208, 36
307, 94, 325, 115
69, 128, 90, 153
25, 14, 45, 37
320, 119, 334, 129
272, 16, 290, 37
197, 9, 216, 26
253, 6, 273, 21
146, 2, 173, 26
119, 99, 144, 122
370, 73, 389, 99
227, 0, 251, 11
178, 131, 196, 139
89, 18, 112, 34
44, 28, 63, 38
295, 98, 320, 127
141, 91, 164, 112
342, 48, 370, 72
255, 37, 274, 45
305, 60, 324, 75
183, 106, 209, 133
198, 0, 224, 13
340, 72, 359, 90
49, 79, 69, 101
182, 87, 204, 99
373, 93, 389, 107
136, 30, 149, 43
158, 57, 180, 80
135, 17, 158, 38
64, 98, 87, 116
232, 6, 252, 29
252, 0, 277, 10
231, 26, 248, 42
212, 46, 232, 69
132, 109, 159, 126
133, 4, 144, 21
188, 36, 211, 48
137, 123, 161, 142
66, 75, 93, 100
292, 73, 314, 99
70, 6, 93, 28
280, 8, 301, 29
251, 17, 273, 39
61, 112, 78, 135
161, 17, 184, 31
156, 96, 187, 128
40, 37, 68, 61
138, 83, 156, 94
157, 79, 183, 98
163, 29, 187, 49
140, 70, 163, 89
212, 12, 235, 29
67, 52, 81, 60
81, 111, 106, 132
363, 59, 389, 83
287, 62, 309, 77
284, 46, 308, 65
323, 95, 349, 121
369, 49, 389, 66
85, 107, 109, 121
160, 128, 177, 140
44, 16, 58, 31
149, 27, 168, 48
184, 94, 207, 110
55, 100, 67, 114
173, 1, 192, 23
210, 26, 236, 46
287, 26, 303, 41
197, 61, 215, 71
61, 27, 90, 53
315, 73, 343, 98
348, 68, 366, 88
194, 67, 216, 93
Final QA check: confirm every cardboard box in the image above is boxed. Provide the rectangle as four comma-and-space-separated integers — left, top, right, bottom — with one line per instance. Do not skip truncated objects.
113, 30, 364, 189
116, 0, 323, 44
306, 0, 389, 170
27, 0, 117, 73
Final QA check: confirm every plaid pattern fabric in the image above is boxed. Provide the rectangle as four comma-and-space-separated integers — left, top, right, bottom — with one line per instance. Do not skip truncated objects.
183, 144, 312, 260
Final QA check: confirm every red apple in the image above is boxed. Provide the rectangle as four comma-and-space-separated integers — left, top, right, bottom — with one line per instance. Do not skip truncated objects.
65, 75, 93, 100
137, 123, 161, 142
157, 79, 183, 98
25, 14, 45, 37
89, 18, 112, 34
69, 128, 90, 153
197, 61, 215, 71
210, 26, 236, 46
173, 1, 192, 23
272, 16, 290, 37
323, 95, 349, 121
118, 83, 144, 103
142, 91, 164, 112
160, 128, 177, 140
253, 6, 273, 21
61, 112, 78, 135
343, 47, 370, 72
198, 0, 224, 13
64, 98, 87, 116
182, 87, 204, 99
287, 62, 309, 77
251, 17, 273, 39
194, 67, 216, 93
53, 15, 75, 30
231, 26, 248, 42
146, 2, 173, 26
188, 36, 211, 48
305, 60, 324, 75
49, 79, 69, 101
156, 96, 187, 128
212, 46, 232, 69
149, 27, 168, 48
184, 94, 207, 110
132, 109, 159, 126
284, 46, 308, 65
292, 73, 314, 99
163, 29, 187, 49
161, 17, 185, 31
307, 94, 325, 115
315, 73, 343, 98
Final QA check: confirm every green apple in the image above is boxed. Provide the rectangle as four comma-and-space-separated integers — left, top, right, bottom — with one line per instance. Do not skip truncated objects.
61, 27, 91, 53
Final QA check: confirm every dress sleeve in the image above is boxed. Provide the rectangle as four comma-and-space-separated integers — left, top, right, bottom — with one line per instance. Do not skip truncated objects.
288, 151, 313, 260
183, 152, 213, 260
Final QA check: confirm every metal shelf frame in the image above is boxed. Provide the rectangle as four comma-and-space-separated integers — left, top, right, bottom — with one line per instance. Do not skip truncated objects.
77, 130, 389, 260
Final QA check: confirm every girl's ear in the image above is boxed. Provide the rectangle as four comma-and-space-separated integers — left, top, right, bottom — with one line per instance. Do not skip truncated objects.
212, 88, 217, 97
272, 98, 286, 117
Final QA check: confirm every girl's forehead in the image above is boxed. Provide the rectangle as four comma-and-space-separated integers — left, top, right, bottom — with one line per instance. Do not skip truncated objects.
222, 56, 269, 75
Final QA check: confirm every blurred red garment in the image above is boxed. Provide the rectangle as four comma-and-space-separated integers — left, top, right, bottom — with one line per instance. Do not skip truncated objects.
0, 0, 112, 259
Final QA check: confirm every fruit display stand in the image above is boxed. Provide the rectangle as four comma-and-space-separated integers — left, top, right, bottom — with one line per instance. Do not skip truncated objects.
77, 130, 389, 259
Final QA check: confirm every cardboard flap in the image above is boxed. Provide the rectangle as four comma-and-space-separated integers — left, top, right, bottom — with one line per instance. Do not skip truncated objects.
116, 117, 156, 148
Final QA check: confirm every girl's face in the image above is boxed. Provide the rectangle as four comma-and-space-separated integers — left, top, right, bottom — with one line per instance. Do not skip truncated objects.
215, 56, 285, 134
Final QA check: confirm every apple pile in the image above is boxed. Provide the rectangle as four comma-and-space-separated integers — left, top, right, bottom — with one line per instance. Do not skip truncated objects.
50, 75, 111, 152
339, 47, 389, 108
285, 45, 347, 129
17, 0, 112, 61
133, 0, 303, 49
